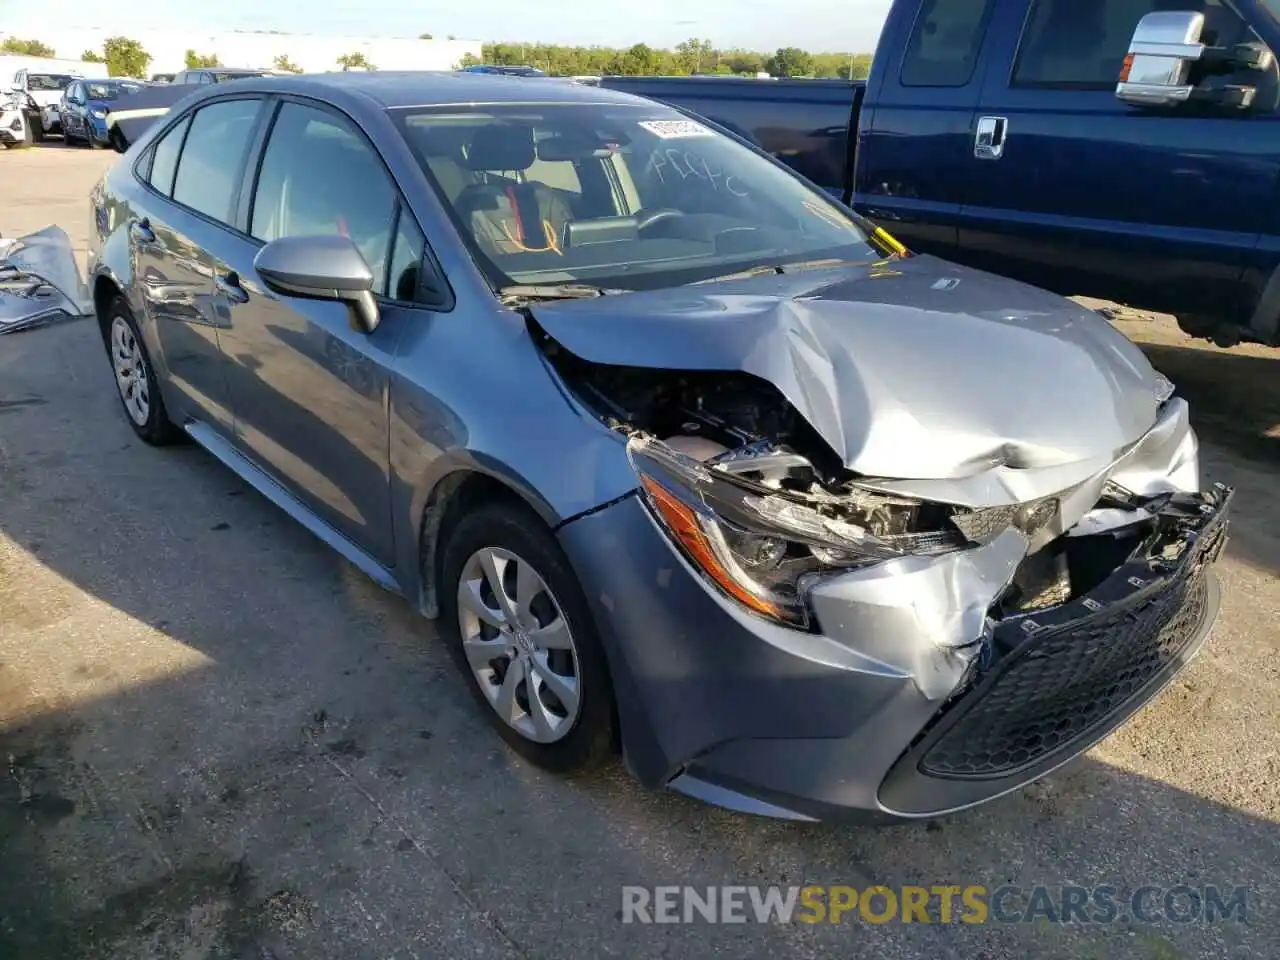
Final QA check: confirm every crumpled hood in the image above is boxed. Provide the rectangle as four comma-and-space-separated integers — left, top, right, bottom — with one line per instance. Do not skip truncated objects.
532, 255, 1164, 481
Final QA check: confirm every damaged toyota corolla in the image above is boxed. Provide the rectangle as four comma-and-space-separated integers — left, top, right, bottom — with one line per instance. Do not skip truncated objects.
86, 74, 1230, 822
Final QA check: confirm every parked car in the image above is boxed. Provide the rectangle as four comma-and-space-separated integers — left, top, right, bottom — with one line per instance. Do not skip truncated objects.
0, 89, 34, 148
603, 0, 1280, 349
12, 72, 78, 139
61, 78, 147, 148
86, 72, 1229, 823
169, 67, 279, 86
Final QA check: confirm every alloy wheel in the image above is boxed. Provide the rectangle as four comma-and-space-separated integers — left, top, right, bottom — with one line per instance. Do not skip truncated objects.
110, 315, 150, 426
456, 546, 583, 744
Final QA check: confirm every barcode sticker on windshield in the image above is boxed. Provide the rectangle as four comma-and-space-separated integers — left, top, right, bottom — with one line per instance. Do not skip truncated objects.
639, 119, 713, 139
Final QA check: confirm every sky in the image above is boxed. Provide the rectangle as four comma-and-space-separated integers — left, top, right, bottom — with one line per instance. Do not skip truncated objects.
0, 0, 892, 52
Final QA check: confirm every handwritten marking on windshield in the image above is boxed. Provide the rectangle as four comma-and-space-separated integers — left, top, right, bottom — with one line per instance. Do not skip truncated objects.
647, 149, 749, 198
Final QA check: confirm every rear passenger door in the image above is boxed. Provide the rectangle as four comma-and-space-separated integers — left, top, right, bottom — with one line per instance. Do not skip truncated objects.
959, 0, 1280, 317
856, 0, 1000, 255
132, 97, 266, 434
212, 98, 428, 565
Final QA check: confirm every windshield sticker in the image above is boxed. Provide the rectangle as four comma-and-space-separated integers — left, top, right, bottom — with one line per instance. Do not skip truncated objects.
639, 119, 714, 139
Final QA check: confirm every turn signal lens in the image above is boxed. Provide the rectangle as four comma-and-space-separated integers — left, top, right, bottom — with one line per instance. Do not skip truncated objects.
639, 475, 791, 623
1120, 53, 1134, 82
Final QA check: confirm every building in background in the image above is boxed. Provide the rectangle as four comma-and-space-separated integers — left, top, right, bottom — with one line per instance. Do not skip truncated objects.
0, 29, 482, 74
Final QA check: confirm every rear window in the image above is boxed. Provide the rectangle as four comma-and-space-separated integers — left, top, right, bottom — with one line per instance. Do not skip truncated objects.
171, 99, 262, 224
900, 0, 996, 87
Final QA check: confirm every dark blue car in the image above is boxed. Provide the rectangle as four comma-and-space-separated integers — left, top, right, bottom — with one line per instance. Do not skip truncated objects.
61, 78, 146, 148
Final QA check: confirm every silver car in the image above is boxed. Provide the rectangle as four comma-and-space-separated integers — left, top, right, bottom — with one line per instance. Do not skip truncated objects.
84, 72, 1230, 822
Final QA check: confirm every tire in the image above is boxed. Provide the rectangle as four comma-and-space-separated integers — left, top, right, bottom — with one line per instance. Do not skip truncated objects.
439, 502, 615, 774
102, 297, 183, 445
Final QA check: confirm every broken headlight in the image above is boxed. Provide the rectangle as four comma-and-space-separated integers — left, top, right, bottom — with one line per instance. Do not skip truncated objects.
628, 437, 965, 628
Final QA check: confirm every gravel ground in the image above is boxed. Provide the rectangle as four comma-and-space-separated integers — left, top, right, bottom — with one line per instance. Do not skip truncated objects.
1, 144, 1277, 960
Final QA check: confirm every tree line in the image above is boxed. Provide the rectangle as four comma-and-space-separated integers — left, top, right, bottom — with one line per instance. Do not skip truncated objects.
462, 39, 874, 79
3, 35, 874, 81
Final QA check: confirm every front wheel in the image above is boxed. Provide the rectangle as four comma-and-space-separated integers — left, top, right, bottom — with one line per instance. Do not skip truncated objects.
103, 298, 183, 445
439, 502, 615, 773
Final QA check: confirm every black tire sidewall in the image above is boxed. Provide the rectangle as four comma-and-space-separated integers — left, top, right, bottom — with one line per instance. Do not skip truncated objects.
439, 503, 615, 773
106, 298, 181, 445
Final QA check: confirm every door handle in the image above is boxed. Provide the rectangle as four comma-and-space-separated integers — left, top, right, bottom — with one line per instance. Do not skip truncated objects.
129, 217, 156, 244
974, 116, 1008, 160
216, 271, 250, 305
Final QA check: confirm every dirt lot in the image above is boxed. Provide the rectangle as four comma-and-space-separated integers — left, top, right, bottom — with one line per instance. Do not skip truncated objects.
1, 144, 1277, 960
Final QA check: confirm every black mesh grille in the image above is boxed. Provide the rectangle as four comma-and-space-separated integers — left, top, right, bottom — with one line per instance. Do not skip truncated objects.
921, 572, 1210, 779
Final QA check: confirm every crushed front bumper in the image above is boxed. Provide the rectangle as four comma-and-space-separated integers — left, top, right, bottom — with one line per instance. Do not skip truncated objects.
0, 226, 94, 334
557, 484, 1229, 822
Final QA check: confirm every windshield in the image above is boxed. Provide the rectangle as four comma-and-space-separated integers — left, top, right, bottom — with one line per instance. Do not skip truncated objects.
28, 74, 75, 92
85, 81, 143, 101
391, 103, 896, 291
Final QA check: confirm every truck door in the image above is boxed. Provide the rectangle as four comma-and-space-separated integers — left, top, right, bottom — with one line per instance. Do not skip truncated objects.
855, 0, 1001, 256
959, 0, 1279, 320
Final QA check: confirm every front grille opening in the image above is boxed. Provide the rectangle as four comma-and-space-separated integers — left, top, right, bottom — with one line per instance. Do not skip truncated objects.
994, 525, 1149, 629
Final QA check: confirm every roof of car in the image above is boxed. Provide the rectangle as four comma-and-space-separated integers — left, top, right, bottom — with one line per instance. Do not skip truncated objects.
222, 70, 646, 109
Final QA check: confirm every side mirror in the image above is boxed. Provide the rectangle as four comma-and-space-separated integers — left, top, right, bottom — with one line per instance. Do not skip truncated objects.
253, 235, 381, 334
1116, 11, 1206, 107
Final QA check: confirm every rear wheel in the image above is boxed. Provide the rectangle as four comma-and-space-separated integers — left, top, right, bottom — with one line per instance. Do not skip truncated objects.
439, 502, 615, 773
104, 297, 183, 445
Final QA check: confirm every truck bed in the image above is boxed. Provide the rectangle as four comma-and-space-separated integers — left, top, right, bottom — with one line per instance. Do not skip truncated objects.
598, 76, 864, 201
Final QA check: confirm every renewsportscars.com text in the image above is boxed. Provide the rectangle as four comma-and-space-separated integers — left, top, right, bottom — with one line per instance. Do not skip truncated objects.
620, 884, 1250, 925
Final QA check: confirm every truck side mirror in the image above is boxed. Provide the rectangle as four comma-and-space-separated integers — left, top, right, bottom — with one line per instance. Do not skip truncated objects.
1116, 11, 1206, 107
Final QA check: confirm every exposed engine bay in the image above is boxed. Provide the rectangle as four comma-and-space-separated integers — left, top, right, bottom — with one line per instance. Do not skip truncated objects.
536, 323, 1211, 641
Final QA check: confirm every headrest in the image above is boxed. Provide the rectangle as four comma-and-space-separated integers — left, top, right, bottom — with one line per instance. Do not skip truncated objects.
537, 132, 621, 163
409, 124, 472, 159
465, 124, 536, 171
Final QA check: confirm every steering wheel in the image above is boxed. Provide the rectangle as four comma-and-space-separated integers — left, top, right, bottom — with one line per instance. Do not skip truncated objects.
636, 208, 686, 233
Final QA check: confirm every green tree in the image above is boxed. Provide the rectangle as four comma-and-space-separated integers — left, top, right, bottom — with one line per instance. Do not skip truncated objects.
675, 38, 715, 74
1, 37, 56, 57
458, 52, 482, 68
336, 51, 376, 71
102, 37, 152, 78
184, 49, 221, 69
419, 33, 434, 40
81, 49, 105, 63
765, 46, 814, 78
272, 54, 303, 74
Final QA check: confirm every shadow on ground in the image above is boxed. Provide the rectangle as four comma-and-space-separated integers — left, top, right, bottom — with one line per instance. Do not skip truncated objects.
0, 323, 1277, 960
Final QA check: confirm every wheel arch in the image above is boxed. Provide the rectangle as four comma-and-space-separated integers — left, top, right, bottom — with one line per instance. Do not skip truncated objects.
415, 464, 562, 621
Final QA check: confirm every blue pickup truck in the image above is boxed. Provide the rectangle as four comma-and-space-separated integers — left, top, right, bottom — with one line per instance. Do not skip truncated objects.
603, 0, 1280, 348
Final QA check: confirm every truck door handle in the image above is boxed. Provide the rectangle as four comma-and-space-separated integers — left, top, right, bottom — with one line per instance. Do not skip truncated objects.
216, 271, 250, 304
129, 217, 156, 244
974, 116, 1008, 160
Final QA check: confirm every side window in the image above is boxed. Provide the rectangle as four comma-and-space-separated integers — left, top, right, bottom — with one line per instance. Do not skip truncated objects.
387, 211, 426, 301
172, 99, 262, 224
250, 102, 399, 296
147, 115, 192, 196
1013, 0, 1254, 88
901, 0, 995, 87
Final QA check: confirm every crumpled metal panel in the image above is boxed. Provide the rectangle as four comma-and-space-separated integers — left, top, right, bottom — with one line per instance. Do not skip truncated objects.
530, 254, 1166, 487
0, 226, 92, 334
